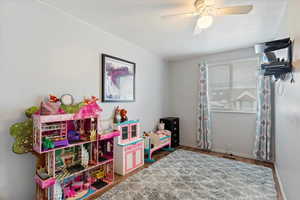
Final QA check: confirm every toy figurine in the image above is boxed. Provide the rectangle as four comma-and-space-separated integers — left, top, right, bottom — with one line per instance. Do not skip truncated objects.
158, 122, 165, 131
120, 109, 128, 122
49, 95, 60, 103
81, 145, 89, 168
42, 137, 54, 150
79, 120, 85, 135
107, 141, 112, 153
90, 130, 97, 141
84, 96, 99, 105
94, 167, 105, 179
99, 146, 104, 158
113, 106, 121, 123
53, 182, 63, 200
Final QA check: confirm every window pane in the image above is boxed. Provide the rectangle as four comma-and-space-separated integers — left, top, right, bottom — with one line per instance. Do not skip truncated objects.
232, 60, 257, 89
131, 125, 137, 138
208, 59, 258, 112
122, 127, 128, 140
208, 64, 231, 111
208, 65, 230, 89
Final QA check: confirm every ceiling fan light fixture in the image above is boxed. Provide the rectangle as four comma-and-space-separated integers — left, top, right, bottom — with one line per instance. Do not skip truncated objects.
205, 0, 215, 6
196, 15, 213, 29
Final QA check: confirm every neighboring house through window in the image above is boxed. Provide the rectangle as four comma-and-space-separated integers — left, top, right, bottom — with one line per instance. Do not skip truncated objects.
208, 58, 259, 113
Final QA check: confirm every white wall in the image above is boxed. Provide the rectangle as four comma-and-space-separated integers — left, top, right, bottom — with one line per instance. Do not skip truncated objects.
275, 0, 300, 199
0, 0, 169, 199
169, 48, 258, 158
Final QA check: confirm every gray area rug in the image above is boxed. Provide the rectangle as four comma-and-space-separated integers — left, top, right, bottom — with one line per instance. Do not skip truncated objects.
97, 149, 277, 200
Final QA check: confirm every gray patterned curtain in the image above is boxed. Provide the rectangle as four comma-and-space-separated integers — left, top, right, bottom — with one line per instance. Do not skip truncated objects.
253, 74, 273, 161
197, 63, 212, 150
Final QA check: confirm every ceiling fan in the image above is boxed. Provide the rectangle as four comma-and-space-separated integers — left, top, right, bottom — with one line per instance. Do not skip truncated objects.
162, 0, 253, 34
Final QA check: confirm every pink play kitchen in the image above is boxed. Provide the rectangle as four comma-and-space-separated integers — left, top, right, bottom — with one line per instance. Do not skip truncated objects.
114, 120, 144, 175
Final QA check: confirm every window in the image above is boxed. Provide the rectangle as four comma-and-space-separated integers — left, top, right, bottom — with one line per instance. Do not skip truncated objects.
122, 126, 129, 140
208, 58, 259, 113
131, 125, 137, 138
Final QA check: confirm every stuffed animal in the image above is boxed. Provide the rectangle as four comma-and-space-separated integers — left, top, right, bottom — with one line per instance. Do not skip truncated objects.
49, 95, 60, 103
120, 109, 128, 122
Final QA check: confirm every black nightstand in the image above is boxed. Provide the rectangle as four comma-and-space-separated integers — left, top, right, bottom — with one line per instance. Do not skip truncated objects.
160, 117, 179, 148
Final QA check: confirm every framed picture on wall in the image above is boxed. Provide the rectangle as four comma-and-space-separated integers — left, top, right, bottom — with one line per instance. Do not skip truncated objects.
101, 54, 136, 102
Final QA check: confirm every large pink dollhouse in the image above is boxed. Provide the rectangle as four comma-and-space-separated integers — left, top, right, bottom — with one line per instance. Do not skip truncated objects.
114, 120, 144, 175
33, 106, 120, 200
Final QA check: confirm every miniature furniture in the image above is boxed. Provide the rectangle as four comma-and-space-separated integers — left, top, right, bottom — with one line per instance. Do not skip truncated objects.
144, 132, 173, 163
33, 111, 120, 200
160, 117, 180, 147
114, 120, 144, 176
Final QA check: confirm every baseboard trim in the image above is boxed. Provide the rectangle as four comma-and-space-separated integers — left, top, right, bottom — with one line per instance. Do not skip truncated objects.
179, 145, 255, 160
274, 164, 287, 200
212, 148, 254, 159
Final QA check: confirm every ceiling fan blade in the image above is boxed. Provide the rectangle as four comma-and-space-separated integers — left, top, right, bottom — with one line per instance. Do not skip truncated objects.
215, 5, 253, 16
161, 12, 199, 18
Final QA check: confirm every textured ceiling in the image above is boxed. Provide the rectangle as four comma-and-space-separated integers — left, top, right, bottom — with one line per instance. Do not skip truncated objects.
40, 0, 288, 61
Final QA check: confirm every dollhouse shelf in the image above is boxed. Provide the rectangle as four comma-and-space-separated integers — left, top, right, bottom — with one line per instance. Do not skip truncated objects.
41, 140, 91, 153
38, 131, 120, 153
98, 131, 120, 141
56, 158, 113, 181
31, 103, 121, 200
34, 113, 97, 123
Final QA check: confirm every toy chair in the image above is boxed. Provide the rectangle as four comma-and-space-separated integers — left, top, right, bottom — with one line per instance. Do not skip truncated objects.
83, 182, 90, 190
72, 181, 84, 192
63, 187, 76, 198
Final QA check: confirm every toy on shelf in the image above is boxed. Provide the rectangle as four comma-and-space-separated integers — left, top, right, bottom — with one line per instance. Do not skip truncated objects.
36, 127, 119, 199
90, 130, 97, 141
40, 95, 64, 115
113, 106, 122, 124
67, 130, 80, 143
53, 137, 69, 147
42, 137, 54, 150
114, 120, 144, 176
120, 109, 128, 122
81, 145, 89, 168
33, 104, 102, 153
10, 95, 121, 200
53, 182, 63, 200
93, 166, 105, 179
143, 122, 174, 163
